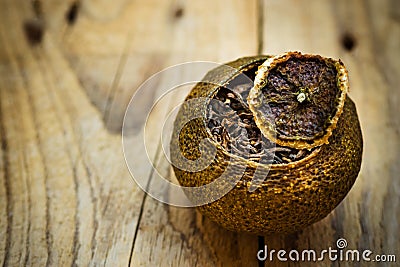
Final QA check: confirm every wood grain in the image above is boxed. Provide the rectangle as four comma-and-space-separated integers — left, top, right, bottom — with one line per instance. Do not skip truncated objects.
0, 0, 399, 266
260, 1, 400, 266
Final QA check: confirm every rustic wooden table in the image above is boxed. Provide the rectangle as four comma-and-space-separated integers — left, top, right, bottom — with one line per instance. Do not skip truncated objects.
0, 0, 399, 266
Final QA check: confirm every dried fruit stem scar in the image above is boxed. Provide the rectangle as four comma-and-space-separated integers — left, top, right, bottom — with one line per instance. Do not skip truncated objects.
297, 92, 306, 103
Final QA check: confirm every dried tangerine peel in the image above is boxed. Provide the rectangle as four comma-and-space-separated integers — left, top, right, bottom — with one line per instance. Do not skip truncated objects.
248, 52, 349, 150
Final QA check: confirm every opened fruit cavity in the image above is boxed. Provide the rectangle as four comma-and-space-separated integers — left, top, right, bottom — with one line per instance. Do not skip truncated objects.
206, 52, 349, 164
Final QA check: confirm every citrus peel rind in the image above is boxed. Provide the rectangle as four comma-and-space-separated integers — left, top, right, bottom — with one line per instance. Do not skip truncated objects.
248, 51, 349, 150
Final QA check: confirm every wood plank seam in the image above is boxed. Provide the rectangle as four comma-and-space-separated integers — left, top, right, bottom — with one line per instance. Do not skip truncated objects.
128, 144, 163, 266
257, 0, 264, 54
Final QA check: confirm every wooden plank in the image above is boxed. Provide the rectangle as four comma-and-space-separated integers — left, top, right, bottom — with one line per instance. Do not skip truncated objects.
0, 1, 145, 266
129, 0, 261, 266
260, 0, 400, 266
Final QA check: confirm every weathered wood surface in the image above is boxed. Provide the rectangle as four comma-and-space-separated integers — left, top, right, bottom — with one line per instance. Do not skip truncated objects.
0, 0, 399, 266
